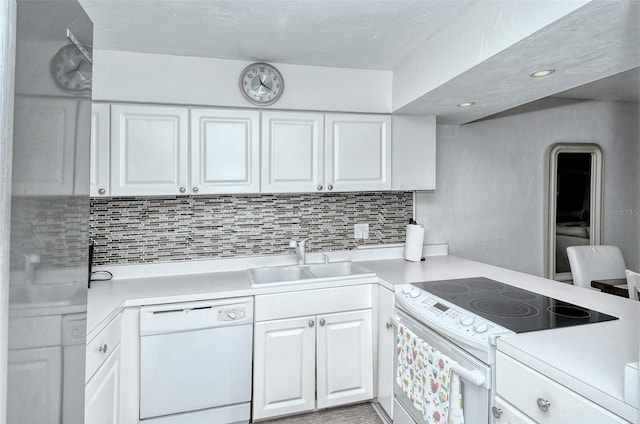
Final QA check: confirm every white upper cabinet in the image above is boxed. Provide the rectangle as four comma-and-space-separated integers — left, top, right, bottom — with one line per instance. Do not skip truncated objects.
90, 103, 110, 197
190, 109, 260, 194
325, 114, 391, 192
392, 114, 436, 190
12, 97, 77, 196
261, 111, 324, 193
110, 104, 189, 196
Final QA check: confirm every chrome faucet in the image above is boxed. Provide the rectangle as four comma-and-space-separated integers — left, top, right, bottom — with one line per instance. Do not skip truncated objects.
289, 238, 310, 265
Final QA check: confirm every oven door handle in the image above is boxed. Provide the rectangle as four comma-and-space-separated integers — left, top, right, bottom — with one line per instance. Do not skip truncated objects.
390, 314, 487, 388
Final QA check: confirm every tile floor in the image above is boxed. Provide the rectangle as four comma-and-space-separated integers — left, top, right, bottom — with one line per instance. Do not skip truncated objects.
258, 403, 384, 424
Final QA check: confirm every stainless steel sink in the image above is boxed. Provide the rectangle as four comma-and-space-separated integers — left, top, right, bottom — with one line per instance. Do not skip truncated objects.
248, 261, 373, 285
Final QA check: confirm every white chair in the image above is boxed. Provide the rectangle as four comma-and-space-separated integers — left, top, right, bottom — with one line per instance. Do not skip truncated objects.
625, 269, 640, 301
566, 245, 626, 289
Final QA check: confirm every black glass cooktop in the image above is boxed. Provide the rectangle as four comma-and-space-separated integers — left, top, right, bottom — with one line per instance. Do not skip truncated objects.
411, 277, 618, 333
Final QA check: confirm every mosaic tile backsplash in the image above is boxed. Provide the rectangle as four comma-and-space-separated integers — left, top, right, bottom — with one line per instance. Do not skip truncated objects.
90, 192, 413, 266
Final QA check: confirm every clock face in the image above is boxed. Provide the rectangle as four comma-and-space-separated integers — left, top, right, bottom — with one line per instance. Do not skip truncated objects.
50, 44, 92, 92
239, 62, 284, 106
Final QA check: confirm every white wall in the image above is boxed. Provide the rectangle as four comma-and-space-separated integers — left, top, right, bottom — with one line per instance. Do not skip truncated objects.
93, 50, 392, 113
416, 100, 640, 277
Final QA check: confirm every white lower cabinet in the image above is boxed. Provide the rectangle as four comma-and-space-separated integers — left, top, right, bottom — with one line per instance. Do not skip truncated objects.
496, 351, 627, 423
85, 344, 121, 424
7, 346, 62, 423
376, 285, 395, 419
253, 316, 318, 419
253, 284, 374, 421
85, 313, 122, 424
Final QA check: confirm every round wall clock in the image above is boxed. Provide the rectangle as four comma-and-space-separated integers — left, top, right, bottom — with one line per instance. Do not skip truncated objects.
50, 44, 92, 92
239, 62, 284, 106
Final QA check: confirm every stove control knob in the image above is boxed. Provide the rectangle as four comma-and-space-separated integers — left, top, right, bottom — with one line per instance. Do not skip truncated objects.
402, 286, 412, 294
473, 322, 488, 333
409, 288, 421, 299
460, 315, 475, 326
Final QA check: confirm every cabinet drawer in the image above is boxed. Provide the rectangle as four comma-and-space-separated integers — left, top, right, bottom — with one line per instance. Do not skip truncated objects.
85, 314, 121, 383
255, 284, 372, 321
493, 396, 536, 424
496, 352, 626, 423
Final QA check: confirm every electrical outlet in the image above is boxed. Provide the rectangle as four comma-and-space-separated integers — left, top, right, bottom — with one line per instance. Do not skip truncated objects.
354, 223, 369, 240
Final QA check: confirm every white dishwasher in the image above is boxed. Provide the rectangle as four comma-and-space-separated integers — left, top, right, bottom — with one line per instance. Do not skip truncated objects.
139, 297, 253, 424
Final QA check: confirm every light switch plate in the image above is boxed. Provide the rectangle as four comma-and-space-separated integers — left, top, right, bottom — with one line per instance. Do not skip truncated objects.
354, 223, 369, 240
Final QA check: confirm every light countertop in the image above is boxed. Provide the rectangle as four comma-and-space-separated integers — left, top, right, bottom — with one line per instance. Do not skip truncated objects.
87, 252, 639, 421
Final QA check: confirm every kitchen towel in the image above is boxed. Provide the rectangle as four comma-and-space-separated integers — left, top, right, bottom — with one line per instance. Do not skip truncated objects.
396, 324, 464, 424
404, 224, 425, 262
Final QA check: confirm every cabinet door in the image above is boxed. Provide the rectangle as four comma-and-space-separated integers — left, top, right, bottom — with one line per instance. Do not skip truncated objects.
391, 114, 436, 190
261, 111, 324, 193
12, 97, 77, 195
85, 345, 121, 424
7, 346, 62, 424
253, 316, 316, 420
190, 109, 260, 194
253, 317, 315, 419
110, 104, 188, 196
317, 309, 374, 409
90, 103, 110, 196
325, 114, 391, 192
377, 286, 395, 418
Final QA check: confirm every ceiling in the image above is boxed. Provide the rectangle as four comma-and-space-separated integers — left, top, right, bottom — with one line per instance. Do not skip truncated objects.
79, 0, 639, 124
79, 0, 476, 71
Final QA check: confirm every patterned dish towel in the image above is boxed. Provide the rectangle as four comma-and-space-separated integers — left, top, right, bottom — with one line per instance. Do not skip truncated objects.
396, 324, 465, 424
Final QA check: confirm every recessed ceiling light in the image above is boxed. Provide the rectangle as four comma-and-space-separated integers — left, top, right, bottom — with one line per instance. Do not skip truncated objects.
530, 69, 555, 78
458, 101, 475, 108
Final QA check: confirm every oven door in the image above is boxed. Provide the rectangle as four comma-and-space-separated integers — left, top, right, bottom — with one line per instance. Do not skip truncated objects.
392, 308, 492, 424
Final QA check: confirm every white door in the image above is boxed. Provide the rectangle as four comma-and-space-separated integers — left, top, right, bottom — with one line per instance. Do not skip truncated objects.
377, 286, 395, 418
316, 309, 374, 409
253, 316, 316, 420
110, 104, 189, 196
190, 108, 260, 194
7, 346, 62, 424
261, 111, 324, 193
325, 114, 391, 192
85, 345, 121, 424
12, 97, 77, 195
90, 103, 110, 197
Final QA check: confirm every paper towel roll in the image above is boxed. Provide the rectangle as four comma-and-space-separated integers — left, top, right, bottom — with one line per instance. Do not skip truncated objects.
404, 224, 424, 262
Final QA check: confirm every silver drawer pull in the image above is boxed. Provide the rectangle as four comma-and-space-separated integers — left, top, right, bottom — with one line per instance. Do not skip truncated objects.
319, 318, 326, 326
308, 320, 315, 327
386, 322, 392, 329
98, 343, 108, 354
98, 188, 105, 195
317, 185, 323, 191
537, 397, 551, 412
491, 406, 503, 418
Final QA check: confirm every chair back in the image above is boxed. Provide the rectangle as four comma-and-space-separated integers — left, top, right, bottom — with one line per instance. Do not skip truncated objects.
625, 269, 640, 301
566, 245, 626, 289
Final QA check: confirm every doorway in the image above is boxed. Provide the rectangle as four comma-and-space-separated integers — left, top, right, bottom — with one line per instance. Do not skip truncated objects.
545, 143, 603, 281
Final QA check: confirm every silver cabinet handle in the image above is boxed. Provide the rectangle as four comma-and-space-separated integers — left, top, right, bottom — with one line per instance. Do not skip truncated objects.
537, 397, 551, 412
327, 184, 333, 191
317, 185, 323, 191
308, 320, 315, 327
98, 188, 105, 195
491, 406, 503, 418
386, 322, 392, 330
179, 187, 186, 193
192, 187, 199, 193
98, 343, 108, 354
319, 318, 326, 326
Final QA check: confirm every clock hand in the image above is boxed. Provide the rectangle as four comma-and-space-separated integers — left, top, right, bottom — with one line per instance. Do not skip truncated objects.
259, 77, 275, 92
